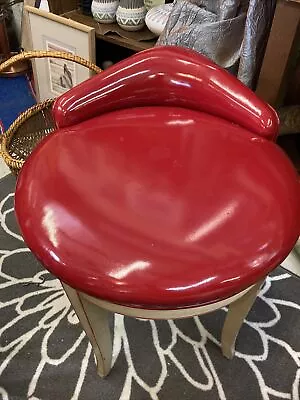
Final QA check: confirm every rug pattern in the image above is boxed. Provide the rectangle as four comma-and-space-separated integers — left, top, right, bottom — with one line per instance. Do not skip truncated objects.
0, 175, 300, 400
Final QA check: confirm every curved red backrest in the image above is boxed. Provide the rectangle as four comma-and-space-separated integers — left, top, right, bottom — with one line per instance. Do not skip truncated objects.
52, 46, 279, 141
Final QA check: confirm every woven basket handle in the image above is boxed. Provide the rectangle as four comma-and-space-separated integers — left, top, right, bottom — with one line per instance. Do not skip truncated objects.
0, 50, 102, 74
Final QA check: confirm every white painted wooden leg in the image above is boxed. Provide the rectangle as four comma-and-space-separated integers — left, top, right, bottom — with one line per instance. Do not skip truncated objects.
281, 248, 300, 278
221, 280, 263, 359
62, 283, 112, 377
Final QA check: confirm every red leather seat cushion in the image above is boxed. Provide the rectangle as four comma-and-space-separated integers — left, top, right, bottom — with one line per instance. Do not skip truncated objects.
15, 107, 300, 309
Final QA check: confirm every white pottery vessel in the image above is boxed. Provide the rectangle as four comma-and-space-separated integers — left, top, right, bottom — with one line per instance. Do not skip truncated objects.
145, 3, 172, 36
91, 0, 119, 23
116, 5, 146, 31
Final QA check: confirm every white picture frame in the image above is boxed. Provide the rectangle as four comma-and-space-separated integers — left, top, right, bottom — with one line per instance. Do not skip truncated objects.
21, 1, 40, 53
25, 5, 96, 101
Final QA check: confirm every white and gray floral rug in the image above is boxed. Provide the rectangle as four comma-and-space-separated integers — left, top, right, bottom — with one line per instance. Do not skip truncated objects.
1, 174, 300, 400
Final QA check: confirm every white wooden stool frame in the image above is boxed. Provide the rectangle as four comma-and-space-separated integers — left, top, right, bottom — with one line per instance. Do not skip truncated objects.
62, 280, 263, 377
281, 247, 300, 277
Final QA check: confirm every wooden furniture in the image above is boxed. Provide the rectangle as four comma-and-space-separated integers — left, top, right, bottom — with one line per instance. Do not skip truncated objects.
0, 8, 10, 59
47, 0, 156, 53
64, 9, 156, 52
0, 6, 30, 75
14, 47, 300, 377
47, 0, 78, 14
61, 283, 263, 376
45, 0, 300, 105
256, 0, 300, 106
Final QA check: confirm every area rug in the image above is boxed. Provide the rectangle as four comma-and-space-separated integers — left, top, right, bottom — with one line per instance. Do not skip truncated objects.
0, 174, 300, 400
0, 76, 35, 130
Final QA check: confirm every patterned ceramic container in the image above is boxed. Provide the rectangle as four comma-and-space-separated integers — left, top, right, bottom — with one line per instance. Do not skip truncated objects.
91, 0, 119, 23
116, 0, 146, 31
145, 3, 172, 36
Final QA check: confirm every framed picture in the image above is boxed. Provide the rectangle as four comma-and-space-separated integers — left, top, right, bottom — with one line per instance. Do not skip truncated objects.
25, 5, 96, 101
21, 1, 41, 52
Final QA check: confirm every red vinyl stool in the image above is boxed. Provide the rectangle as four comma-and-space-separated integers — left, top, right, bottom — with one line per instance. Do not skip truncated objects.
15, 46, 300, 377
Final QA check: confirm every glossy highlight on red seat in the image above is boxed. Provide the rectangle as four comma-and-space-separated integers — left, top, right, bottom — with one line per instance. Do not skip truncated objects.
53, 46, 279, 141
15, 105, 300, 309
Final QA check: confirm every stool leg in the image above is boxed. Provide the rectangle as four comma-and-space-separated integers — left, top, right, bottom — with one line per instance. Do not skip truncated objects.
62, 283, 112, 377
281, 248, 300, 277
221, 280, 263, 359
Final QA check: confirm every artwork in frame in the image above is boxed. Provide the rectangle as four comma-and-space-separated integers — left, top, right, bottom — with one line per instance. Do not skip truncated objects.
44, 38, 76, 96
25, 5, 96, 101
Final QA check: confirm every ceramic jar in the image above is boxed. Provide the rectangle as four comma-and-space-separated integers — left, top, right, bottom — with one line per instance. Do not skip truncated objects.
145, 3, 172, 36
116, 0, 146, 31
91, 0, 119, 23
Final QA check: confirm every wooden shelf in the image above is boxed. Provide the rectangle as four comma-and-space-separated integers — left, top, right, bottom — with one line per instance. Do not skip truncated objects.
63, 10, 157, 52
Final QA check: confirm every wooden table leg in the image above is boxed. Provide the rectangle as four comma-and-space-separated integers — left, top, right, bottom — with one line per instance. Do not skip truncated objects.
62, 282, 113, 377
221, 280, 264, 359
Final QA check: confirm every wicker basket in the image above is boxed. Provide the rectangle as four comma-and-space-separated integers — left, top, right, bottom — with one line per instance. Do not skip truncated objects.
0, 50, 102, 175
